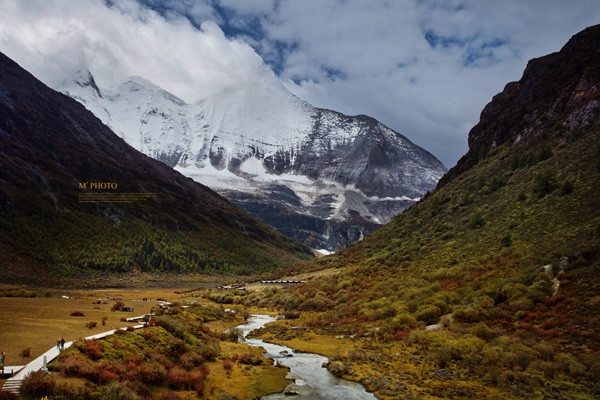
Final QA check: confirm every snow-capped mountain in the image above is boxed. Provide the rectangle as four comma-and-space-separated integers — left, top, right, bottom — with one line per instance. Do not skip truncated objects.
59, 69, 446, 251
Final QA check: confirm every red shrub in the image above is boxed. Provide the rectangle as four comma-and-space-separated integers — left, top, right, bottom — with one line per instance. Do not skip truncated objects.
82, 339, 104, 360
222, 359, 233, 373
180, 352, 203, 370
126, 326, 135, 332
98, 360, 128, 377
20, 370, 55, 398
167, 367, 189, 389
538, 329, 559, 337
189, 366, 209, 395
518, 322, 533, 330
97, 369, 119, 384
565, 326, 581, 336
541, 319, 558, 330
158, 392, 182, 400
137, 363, 167, 385
124, 353, 143, 365
60, 355, 96, 378
392, 331, 410, 341
545, 294, 565, 306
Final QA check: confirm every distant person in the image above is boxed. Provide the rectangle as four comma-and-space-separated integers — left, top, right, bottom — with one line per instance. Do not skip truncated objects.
60, 337, 65, 350
56, 338, 61, 350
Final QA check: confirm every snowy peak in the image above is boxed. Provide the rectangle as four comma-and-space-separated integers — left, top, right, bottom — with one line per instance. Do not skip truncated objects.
115, 76, 186, 106
192, 77, 313, 159
58, 70, 446, 250
70, 69, 103, 98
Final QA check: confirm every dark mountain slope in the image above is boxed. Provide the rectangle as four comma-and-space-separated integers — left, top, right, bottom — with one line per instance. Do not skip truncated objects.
217, 25, 600, 399
0, 52, 313, 284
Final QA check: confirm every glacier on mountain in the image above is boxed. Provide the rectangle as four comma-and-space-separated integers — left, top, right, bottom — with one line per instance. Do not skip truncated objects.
59, 68, 446, 250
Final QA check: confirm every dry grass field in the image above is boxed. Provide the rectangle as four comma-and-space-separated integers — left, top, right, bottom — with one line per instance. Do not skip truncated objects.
203, 341, 289, 399
0, 288, 200, 367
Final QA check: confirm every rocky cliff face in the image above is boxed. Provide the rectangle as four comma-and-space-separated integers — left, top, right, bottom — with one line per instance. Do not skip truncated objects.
440, 24, 600, 186
59, 68, 446, 251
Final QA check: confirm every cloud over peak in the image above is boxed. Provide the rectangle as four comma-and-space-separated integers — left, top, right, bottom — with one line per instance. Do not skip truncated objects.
0, 0, 269, 103
1, 0, 600, 166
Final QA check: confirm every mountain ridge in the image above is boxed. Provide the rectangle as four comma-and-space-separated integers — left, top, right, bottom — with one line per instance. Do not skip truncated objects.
59, 69, 446, 250
0, 51, 313, 284
208, 24, 600, 399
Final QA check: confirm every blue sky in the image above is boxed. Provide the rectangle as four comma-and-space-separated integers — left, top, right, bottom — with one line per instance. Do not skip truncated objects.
1, 0, 600, 166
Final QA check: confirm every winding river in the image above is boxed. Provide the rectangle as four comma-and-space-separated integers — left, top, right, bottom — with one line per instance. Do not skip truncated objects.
236, 314, 378, 400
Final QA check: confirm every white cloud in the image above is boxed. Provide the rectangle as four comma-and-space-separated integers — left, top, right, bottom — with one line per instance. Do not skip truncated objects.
240, 0, 600, 166
0, 0, 266, 103
1, 0, 599, 167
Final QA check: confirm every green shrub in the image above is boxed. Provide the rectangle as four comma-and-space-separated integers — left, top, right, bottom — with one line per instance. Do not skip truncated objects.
509, 296, 533, 311
388, 313, 418, 332
533, 342, 554, 361
481, 346, 502, 366
530, 360, 561, 378
450, 337, 485, 360
500, 235, 512, 248
474, 296, 494, 309
532, 171, 556, 198
415, 305, 442, 324
452, 306, 481, 323
559, 180, 574, 195
590, 360, 600, 380
472, 323, 494, 341
469, 211, 484, 228
434, 346, 452, 368
555, 353, 585, 377
504, 343, 536, 370
214, 393, 240, 400
98, 381, 139, 400
327, 361, 350, 376
407, 330, 431, 346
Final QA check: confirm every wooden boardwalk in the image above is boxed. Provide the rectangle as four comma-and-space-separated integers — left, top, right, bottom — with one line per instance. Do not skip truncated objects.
1, 323, 145, 395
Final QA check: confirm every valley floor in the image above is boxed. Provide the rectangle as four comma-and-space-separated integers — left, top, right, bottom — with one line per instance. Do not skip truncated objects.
4, 276, 600, 400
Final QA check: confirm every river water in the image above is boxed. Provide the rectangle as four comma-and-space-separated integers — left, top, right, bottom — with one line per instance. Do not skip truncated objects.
236, 314, 378, 400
